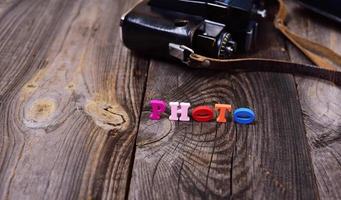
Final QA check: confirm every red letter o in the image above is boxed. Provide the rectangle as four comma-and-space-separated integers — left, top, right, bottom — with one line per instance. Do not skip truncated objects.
192, 106, 214, 122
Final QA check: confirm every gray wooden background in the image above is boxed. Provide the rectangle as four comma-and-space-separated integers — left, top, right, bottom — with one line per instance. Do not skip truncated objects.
0, 0, 340, 199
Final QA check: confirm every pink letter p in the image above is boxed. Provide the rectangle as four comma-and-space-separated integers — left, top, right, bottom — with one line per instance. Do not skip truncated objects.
150, 99, 166, 120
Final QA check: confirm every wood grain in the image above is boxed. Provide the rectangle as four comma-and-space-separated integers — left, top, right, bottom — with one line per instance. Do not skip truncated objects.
0, 0, 20, 16
228, 2, 319, 199
128, 2, 319, 199
285, 1, 341, 199
0, 0, 339, 199
0, 0, 149, 199
129, 61, 236, 200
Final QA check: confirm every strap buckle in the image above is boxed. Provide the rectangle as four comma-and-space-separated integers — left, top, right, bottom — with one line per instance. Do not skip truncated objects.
169, 43, 194, 64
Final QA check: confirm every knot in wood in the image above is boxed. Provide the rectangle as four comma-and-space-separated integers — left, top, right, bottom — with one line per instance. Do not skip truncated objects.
24, 98, 57, 128
85, 100, 129, 131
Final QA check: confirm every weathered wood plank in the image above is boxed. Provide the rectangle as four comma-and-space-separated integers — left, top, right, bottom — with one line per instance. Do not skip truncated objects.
129, 63, 236, 199
285, 1, 341, 199
229, 2, 319, 199
0, 0, 70, 95
129, 2, 319, 199
0, 0, 149, 199
0, 0, 20, 17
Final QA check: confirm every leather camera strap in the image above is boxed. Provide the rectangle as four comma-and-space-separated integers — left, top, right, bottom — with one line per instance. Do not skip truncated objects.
186, 0, 341, 86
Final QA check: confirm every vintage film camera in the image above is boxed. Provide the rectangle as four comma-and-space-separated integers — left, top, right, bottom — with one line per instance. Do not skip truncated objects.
120, 0, 266, 62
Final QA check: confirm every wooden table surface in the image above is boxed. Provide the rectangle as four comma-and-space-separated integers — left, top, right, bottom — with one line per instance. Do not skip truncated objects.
0, 0, 340, 199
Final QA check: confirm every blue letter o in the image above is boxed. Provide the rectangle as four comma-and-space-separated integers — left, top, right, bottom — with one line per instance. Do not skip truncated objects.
233, 108, 255, 125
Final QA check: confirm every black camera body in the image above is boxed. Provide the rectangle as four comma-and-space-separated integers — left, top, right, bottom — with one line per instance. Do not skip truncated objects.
120, 0, 264, 61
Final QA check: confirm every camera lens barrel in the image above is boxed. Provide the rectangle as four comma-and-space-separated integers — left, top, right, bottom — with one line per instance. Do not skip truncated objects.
192, 20, 237, 59
217, 32, 237, 59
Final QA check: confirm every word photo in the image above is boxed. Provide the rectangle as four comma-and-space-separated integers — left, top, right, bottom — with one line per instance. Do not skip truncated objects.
149, 100, 256, 125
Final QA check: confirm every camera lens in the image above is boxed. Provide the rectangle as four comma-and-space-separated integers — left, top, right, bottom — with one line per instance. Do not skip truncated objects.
193, 21, 237, 59
217, 32, 237, 59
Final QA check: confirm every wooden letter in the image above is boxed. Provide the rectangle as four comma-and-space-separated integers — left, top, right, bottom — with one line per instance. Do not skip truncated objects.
233, 108, 255, 124
215, 104, 232, 123
192, 106, 214, 122
169, 102, 190, 121
150, 99, 166, 120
